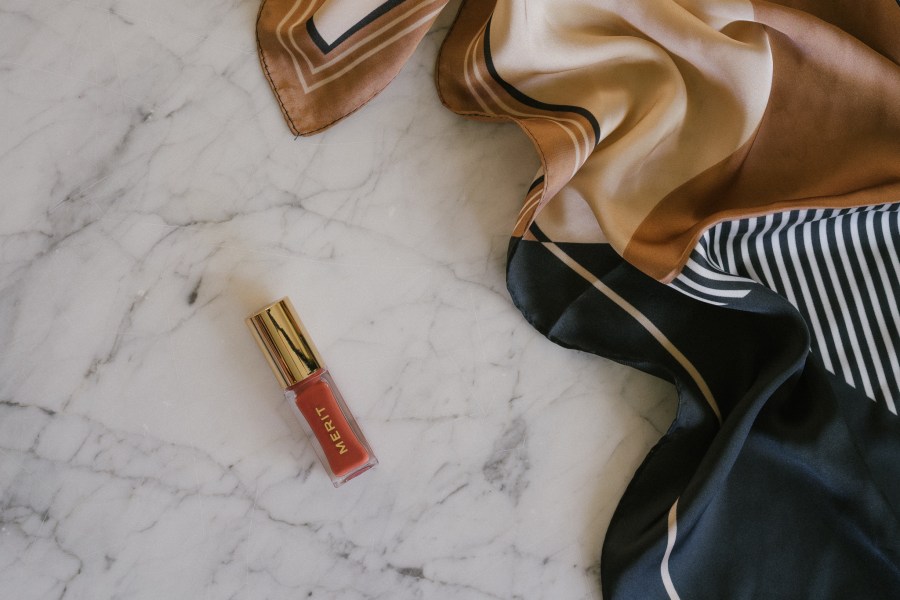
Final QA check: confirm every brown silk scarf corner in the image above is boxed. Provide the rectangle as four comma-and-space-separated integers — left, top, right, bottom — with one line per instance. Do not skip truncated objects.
257, 0, 448, 135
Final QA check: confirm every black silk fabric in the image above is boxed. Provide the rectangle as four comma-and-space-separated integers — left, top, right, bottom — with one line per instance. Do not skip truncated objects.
508, 233, 900, 598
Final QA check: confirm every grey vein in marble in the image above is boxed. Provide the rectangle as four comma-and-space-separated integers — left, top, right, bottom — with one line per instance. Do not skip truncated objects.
0, 1, 676, 598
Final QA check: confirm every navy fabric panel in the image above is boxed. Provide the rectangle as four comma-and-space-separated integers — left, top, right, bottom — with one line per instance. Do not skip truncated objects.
507, 236, 900, 598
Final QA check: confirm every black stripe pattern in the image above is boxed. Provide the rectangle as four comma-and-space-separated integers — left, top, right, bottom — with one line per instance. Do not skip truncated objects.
671, 204, 900, 413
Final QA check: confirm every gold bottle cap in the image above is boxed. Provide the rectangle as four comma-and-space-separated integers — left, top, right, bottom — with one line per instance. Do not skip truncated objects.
246, 297, 325, 388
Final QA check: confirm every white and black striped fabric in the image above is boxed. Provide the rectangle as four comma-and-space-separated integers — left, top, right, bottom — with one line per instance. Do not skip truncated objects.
672, 204, 900, 414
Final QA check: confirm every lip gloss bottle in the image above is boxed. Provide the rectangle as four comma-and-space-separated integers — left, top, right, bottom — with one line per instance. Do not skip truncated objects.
246, 297, 377, 487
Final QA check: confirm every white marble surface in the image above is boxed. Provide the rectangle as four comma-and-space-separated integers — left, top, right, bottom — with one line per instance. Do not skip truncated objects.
0, 1, 675, 598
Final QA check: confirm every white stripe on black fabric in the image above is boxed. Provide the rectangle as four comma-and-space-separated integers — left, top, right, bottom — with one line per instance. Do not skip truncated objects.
544, 241, 723, 422
670, 204, 900, 414
661, 499, 682, 600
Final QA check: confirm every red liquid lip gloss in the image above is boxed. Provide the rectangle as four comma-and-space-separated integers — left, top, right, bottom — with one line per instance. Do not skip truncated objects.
289, 375, 371, 478
247, 298, 377, 487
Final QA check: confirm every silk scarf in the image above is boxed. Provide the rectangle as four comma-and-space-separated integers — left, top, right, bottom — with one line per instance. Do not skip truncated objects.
255, 1, 900, 596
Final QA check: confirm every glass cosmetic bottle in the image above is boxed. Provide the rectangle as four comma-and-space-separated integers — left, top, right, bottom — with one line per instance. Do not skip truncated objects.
247, 298, 377, 487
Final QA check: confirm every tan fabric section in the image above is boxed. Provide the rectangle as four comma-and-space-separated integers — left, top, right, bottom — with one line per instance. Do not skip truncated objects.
764, 0, 900, 63
434, 0, 499, 117
534, 185, 609, 244
436, 0, 600, 233
438, 0, 773, 254
626, 1, 900, 282
257, 0, 446, 135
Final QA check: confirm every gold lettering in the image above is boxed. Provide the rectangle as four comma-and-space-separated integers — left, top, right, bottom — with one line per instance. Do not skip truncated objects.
313, 408, 352, 455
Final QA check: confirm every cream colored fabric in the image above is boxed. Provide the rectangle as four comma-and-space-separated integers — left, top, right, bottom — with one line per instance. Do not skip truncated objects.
489, 0, 773, 251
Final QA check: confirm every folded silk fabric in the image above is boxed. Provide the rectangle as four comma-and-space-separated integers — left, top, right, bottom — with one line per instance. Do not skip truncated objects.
256, 1, 900, 597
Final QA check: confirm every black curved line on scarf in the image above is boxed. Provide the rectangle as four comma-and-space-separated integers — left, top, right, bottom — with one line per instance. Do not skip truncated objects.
482, 16, 602, 144
307, 0, 406, 55
527, 175, 545, 193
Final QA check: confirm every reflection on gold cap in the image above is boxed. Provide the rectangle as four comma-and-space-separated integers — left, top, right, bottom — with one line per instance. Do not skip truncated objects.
246, 297, 324, 388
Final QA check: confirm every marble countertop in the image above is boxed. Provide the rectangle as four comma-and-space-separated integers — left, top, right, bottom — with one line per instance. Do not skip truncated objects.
0, 2, 674, 598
